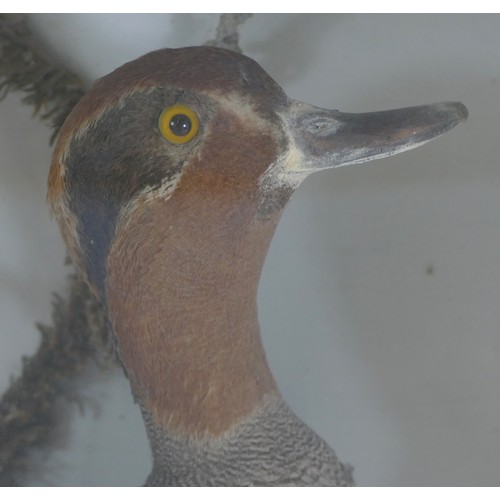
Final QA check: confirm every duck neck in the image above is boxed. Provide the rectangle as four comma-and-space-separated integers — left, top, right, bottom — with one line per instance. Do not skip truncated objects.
106, 191, 282, 438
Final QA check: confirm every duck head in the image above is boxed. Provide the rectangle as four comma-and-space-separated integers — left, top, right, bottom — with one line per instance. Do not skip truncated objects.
48, 46, 467, 439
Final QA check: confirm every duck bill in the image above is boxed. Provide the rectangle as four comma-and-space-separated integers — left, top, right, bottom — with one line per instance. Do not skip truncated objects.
287, 101, 468, 173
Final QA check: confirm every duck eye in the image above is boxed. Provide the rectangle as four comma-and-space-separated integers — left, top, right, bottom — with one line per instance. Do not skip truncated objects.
158, 104, 199, 144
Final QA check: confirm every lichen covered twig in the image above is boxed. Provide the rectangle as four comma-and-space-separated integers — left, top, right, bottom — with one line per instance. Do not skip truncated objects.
0, 13, 112, 485
0, 14, 85, 142
0, 13, 252, 485
0, 273, 114, 485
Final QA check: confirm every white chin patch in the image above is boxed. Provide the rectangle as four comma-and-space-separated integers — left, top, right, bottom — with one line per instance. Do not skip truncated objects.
258, 105, 313, 198
258, 146, 309, 197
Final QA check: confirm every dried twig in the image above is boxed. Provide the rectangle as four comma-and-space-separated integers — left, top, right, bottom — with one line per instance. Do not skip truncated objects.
206, 13, 252, 53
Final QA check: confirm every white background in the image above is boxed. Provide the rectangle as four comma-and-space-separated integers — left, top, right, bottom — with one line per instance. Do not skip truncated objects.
0, 14, 499, 486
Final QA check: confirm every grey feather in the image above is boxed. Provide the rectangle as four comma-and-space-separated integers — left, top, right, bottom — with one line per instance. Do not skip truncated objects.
143, 396, 354, 486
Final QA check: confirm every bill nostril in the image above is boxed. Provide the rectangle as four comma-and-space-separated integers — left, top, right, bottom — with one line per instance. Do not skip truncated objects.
306, 117, 340, 137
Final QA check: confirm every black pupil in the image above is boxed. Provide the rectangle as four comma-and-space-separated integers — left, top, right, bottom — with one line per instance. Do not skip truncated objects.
169, 114, 192, 136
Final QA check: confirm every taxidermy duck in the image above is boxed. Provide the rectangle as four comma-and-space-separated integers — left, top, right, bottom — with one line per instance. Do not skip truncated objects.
47, 46, 467, 486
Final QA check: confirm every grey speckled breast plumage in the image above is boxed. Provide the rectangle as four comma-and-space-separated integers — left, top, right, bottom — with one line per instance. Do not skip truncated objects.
142, 396, 354, 486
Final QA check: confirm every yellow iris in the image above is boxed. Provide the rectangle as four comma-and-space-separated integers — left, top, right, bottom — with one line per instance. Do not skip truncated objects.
158, 104, 200, 144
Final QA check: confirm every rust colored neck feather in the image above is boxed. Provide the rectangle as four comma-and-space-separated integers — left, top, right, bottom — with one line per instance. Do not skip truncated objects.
106, 168, 282, 438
